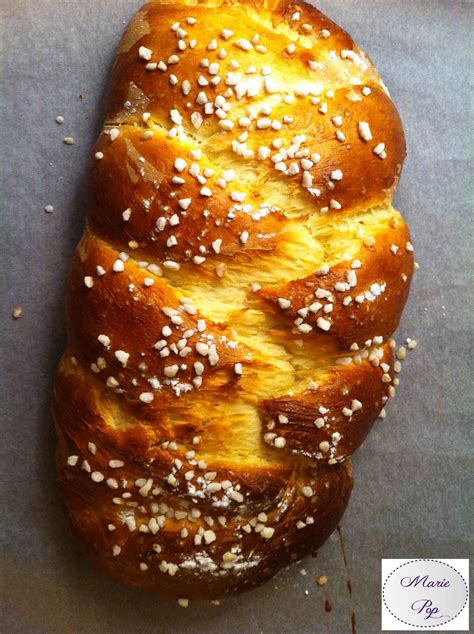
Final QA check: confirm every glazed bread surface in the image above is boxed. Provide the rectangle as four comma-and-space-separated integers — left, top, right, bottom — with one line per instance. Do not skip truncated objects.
53, 0, 414, 599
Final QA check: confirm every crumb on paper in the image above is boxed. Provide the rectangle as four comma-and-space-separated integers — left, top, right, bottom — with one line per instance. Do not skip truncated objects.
316, 575, 328, 586
12, 306, 23, 319
44, 205, 54, 213
55, 115, 64, 124
63, 136, 75, 145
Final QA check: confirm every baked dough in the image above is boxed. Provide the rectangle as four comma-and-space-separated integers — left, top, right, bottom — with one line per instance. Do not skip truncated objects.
54, 0, 413, 599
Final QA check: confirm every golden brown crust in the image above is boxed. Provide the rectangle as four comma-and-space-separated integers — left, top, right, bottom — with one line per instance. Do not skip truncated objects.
54, 360, 352, 598
260, 343, 395, 461
257, 215, 414, 348
54, 0, 413, 599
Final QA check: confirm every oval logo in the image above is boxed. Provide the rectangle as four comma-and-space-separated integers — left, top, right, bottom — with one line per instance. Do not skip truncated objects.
383, 559, 469, 628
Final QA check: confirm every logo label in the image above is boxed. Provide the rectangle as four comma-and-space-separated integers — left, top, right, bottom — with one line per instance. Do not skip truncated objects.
381, 559, 469, 630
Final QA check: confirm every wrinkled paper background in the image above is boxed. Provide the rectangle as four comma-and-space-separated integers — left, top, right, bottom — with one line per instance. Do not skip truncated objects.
1, 1, 472, 632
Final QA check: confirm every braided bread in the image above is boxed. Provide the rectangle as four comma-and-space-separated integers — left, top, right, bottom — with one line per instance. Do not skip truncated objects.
53, 0, 414, 599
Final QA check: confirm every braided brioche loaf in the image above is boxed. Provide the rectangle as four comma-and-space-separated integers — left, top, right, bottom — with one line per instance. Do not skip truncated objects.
53, 0, 413, 599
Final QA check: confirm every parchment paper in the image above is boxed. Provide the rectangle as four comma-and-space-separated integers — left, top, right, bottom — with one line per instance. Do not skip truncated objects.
1, 1, 472, 632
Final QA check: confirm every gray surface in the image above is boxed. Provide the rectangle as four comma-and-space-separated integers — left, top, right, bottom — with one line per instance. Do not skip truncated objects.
1, 1, 472, 632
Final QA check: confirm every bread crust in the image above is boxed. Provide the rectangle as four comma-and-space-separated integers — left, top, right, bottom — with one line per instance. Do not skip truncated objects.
54, 0, 413, 599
